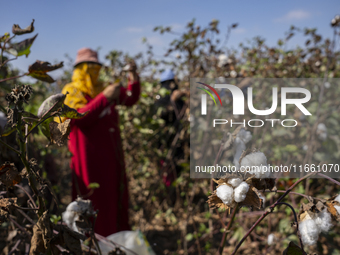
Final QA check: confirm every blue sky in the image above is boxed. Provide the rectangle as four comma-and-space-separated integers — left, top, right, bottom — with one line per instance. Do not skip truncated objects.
1, 0, 339, 80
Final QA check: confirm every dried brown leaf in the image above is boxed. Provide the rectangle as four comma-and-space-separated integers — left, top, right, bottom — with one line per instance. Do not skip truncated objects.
63, 227, 83, 255
325, 200, 340, 220
12, 19, 35, 35
0, 162, 22, 187
207, 191, 232, 213
49, 119, 71, 146
0, 197, 18, 208
239, 186, 263, 209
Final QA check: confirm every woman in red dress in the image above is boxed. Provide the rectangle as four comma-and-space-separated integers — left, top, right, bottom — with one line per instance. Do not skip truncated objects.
61, 48, 140, 236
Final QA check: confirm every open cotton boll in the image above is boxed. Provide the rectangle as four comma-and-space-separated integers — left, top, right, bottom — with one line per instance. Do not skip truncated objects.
228, 178, 243, 187
233, 182, 249, 202
233, 137, 246, 169
254, 165, 271, 179
233, 129, 252, 169
267, 233, 275, 245
238, 129, 252, 144
314, 208, 333, 233
299, 218, 320, 246
241, 152, 267, 168
240, 152, 270, 178
216, 184, 234, 205
317, 123, 327, 141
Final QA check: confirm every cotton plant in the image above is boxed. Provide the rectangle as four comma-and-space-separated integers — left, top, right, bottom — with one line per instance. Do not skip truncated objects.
298, 195, 340, 247
62, 197, 95, 233
207, 175, 266, 213
299, 209, 333, 246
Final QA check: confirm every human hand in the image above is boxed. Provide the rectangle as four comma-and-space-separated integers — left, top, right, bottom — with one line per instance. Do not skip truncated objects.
171, 90, 186, 102
102, 83, 121, 102
123, 59, 139, 82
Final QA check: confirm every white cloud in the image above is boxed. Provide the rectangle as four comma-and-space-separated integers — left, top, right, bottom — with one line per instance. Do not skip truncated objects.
275, 10, 311, 22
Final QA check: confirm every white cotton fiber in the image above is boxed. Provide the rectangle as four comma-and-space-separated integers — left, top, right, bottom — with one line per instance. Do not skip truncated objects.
299, 218, 320, 246
240, 152, 270, 178
314, 208, 333, 233
317, 123, 327, 141
241, 152, 267, 168
228, 178, 243, 187
233, 181, 249, 202
233, 129, 252, 169
62, 199, 93, 233
267, 233, 275, 245
238, 129, 252, 144
334, 194, 340, 215
216, 184, 234, 205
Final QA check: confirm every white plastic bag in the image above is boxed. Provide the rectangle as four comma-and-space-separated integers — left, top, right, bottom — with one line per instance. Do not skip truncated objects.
98, 230, 155, 255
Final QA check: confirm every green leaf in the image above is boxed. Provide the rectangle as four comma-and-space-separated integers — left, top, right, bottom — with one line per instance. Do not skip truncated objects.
87, 182, 100, 189
282, 241, 304, 255
37, 93, 67, 118
5, 34, 38, 57
39, 118, 52, 140
59, 105, 88, 119
28, 72, 54, 83
0, 124, 16, 137
12, 19, 35, 35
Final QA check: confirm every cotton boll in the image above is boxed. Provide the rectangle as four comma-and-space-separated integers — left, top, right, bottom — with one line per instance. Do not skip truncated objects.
254, 165, 271, 179
216, 184, 234, 205
228, 178, 243, 187
218, 54, 228, 67
241, 152, 267, 167
233, 182, 249, 203
233, 137, 246, 169
238, 129, 252, 144
314, 208, 333, 233
233, 129, 252, 169
317, 123, 327, 141
267, 233, 275, 245
240, 152, 270, 178
299, 218, 320, 246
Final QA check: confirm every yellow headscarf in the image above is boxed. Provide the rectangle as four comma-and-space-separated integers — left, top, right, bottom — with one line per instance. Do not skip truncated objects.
55, 63, 103, 123
62, 62, 103, 110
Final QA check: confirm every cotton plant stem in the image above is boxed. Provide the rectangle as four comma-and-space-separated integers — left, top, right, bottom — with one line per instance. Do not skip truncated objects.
218, 204, 239, 255
0, 73, 27, 83
17, 110, 45, 216
264, 190, 324, 201
317, 173, 340, 186
231, 171, 316, 255
277, 202, 305, 254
